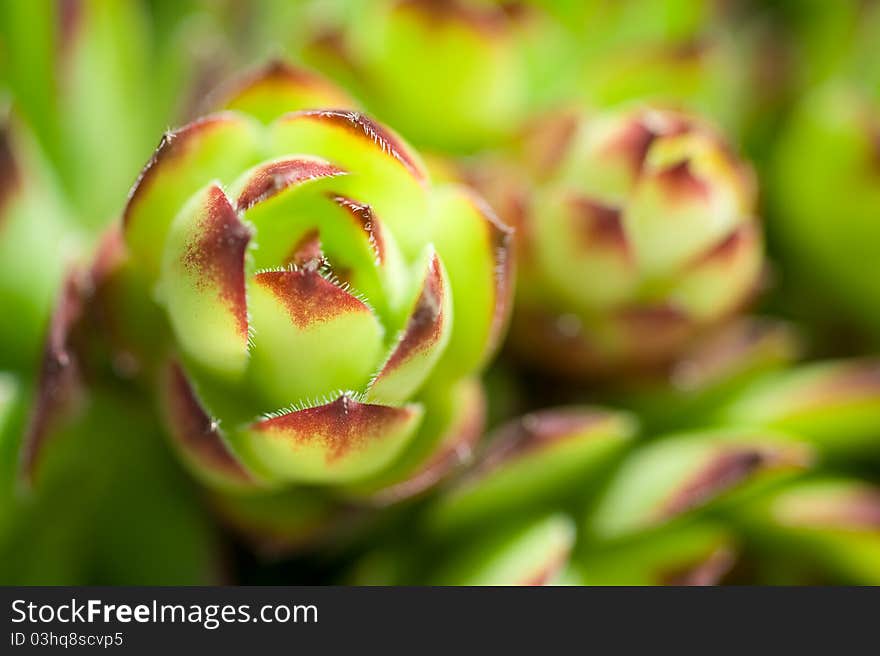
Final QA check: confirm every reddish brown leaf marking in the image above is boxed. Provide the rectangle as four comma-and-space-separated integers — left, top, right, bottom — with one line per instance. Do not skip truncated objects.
603, 111, 695, 180
474, 409, 612, 477
521, 110, 580, 176
123, 115, 238, 229
253, 395, 415, 462
90, 224, 127, 284
20, 270, 87, 483
661, 546, 735, 586
568, 196, 629, 255
284, 229, 324, 268
461, 191, 515, 359
399, 0, 530, 35
791, 491, 880, 530
689, 223, 757, 270
165, 362, 253, 483
655, 160, 711, 204
484, 197, 516, 357
377, 253, 445, 376
329, 195, 385, 264
661, 446, 788, 519
618, 303, 690, 331
253, 268, 370, 329
236, 158, 345, 211
182, 186, 251, 339
0, 125, 21, 220
869, 121, 880, 175
58, 0, 82, 57
604, 118, 657, 178
804, 361, 880, 405
520, 548, 570, 586
291, 110, 426, 183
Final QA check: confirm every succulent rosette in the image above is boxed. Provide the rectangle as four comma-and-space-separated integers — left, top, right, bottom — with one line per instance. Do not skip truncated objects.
490, 106, 762, 377
35, 62, 513, 541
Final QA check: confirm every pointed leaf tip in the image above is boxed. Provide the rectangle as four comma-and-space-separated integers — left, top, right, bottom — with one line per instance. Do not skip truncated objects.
243, 395, 423, 483
367, 251, 451, 404
235, 157, 346, 211
286, 110, 427, 183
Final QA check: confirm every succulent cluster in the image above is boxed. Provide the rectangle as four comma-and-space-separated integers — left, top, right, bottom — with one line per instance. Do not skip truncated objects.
0, 0, 879, 585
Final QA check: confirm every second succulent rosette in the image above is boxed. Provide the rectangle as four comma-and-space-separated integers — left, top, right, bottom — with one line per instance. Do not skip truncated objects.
483, 106, 763, 377
38, 64, 514, 542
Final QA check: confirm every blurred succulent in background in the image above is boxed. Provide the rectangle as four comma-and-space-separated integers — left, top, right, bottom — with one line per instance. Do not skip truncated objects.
479, 106, 763, 377
0, 380, 222, 585
716, 358, 880, 464
302, 0, 572, 152
732, 478, 880, 584
553, 419, 872, 586
25, 61, 514, 553
347, 398, 878, 586
348, 407, 636, 584
771, 85, 880, 334
568, 0, 749, 137
619, 317, 802, 434
1, 1, 189, 232
0, 118, 81, 370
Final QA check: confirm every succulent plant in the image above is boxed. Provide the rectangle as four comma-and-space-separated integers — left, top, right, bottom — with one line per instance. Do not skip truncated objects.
1, 384, 222, 585
622, 317, 802, 434
349, 401, 878, 585
348, 407, 634, 585
716, 359, 880, 462
572, 0, 749, 136
585, 428, 813, 542
0, 119, 81, 370
732, 478, 880, 584
3, 0, 880, 588
303, 0, 569, 152
23, 62, 514, 549
771, 84, 880, 333
429, 513, 576, 585
573, 521, 738, 585
428, 407, 637, 536
0, 1, 186, 232
482, 106, 763, 377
